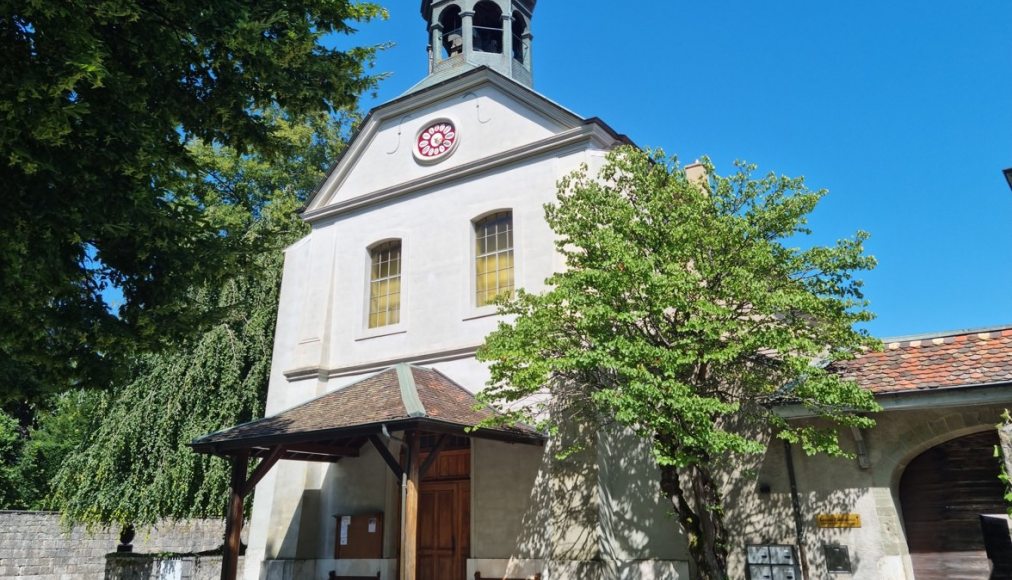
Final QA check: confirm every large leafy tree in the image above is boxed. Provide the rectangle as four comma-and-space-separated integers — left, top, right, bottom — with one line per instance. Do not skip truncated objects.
477, 147, 880, 580
0, 0, 384, 401
48, 112, 346, 527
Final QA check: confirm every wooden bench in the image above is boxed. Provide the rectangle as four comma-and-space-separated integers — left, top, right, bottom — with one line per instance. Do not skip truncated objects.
327, 573, 380, 580
474, 573, 541, 580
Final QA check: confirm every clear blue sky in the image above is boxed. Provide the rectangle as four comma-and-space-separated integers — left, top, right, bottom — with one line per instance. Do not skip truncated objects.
338, 1, 1012, 339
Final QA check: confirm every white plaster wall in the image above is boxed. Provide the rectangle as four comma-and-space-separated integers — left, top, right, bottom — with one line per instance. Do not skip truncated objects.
321, 85, 568, 206
288, 146, 594, 382
597, 429, 689, 562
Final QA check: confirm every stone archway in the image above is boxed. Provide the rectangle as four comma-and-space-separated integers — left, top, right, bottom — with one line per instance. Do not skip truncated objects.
898, 430, 1006, 580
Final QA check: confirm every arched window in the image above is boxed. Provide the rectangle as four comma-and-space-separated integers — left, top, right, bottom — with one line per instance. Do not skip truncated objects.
474, 211, 513, 306
368, 240, 401, 328
511, 12, 526, 62
473, 1, 503, 54
440, 5, 463, 57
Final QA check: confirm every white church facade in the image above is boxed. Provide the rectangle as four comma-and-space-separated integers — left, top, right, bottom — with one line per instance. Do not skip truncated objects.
192, 2, 1012, 579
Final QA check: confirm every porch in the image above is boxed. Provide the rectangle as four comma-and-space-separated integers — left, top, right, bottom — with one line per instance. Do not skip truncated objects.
190, 364, 544, 580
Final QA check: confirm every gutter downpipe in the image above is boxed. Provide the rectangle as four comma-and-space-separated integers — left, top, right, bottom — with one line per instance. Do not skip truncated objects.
784, 440, 811, 580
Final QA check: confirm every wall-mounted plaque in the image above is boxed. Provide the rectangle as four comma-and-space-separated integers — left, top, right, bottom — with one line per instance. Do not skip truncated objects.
817, 513, 861, 528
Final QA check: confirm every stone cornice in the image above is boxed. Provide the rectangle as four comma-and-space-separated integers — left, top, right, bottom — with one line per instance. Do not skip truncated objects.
283, 344, 482, 382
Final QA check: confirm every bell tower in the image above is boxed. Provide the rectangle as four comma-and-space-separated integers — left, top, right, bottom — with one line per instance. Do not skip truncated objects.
415, 0, 535, 91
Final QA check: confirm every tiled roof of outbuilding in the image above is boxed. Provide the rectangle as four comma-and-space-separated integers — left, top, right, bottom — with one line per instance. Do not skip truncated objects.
833, 326, 1012, 395
191, 364, 541, 454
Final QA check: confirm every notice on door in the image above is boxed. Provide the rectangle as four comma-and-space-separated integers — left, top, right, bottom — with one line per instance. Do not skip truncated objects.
339, 516, 351, 545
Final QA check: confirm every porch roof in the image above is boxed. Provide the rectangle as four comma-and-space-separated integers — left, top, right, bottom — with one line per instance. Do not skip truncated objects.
190, 364, 543, 461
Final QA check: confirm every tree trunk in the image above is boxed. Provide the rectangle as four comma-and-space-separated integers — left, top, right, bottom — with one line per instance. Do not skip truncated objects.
659, 463, 731, 580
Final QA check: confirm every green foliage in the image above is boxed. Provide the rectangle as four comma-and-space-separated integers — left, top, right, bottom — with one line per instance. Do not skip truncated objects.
0, 411, 21, 508
2, 391, 108, 510
477, 146, 880, 579
47, 112, 348, 527
0, 0, 385, 402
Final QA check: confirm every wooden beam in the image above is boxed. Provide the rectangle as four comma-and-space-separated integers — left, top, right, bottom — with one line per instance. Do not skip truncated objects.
239, 446, 285, 497
419, 434, 448, 478
369, 434, 404, 480
284, 443, 360, 457
221, 450, 249, 580
401, 431, 420, 580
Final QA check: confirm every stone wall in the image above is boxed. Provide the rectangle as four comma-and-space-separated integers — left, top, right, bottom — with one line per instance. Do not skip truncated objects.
105, 554, 242, 580
0, 511, 225, 580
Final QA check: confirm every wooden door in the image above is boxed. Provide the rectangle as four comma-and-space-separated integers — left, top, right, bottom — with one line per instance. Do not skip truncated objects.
900, 430, 1007, 580
418, 480, 469, 580
416, 445, 470, 580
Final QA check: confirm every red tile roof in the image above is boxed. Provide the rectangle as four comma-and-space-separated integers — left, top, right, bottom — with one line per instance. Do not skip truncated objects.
833, 327, 1012, 395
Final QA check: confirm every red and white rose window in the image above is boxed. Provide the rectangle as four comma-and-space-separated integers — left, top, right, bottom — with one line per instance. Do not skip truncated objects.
414, 120, 459, 164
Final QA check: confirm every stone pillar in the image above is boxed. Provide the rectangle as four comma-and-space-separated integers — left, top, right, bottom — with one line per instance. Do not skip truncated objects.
522, 31, 533, 72
1000, 422, 1012, 484
461, 11, 475, 57
429, 23, 443, 71
501, 14, 512, 68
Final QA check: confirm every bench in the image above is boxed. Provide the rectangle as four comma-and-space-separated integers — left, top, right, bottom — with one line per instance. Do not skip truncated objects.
474, 573, 542, 580
327, 573, 380, 580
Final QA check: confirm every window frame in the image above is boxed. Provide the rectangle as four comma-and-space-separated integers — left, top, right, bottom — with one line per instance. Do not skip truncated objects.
466, 209, 516, 319
359, 237, 408, 339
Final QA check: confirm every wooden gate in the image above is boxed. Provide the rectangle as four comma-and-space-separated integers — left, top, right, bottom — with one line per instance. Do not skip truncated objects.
900, 430, 1006, 580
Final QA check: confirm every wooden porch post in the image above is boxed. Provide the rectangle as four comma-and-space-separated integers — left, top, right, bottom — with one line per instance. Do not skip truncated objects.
401, 431, 420, 580
222, 450, 249, 580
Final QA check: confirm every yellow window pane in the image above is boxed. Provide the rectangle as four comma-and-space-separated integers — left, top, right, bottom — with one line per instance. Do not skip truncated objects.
498, 267, 513, 291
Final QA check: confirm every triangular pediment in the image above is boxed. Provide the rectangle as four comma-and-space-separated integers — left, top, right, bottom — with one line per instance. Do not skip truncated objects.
302, 68, 623, 221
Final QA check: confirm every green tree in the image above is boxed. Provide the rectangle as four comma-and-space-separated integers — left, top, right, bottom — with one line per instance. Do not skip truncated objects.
3, 390, 108, 509
0, 0, 385, 402
0, 411, 21, 508
48, 112, 346, 527
477, 147, 880, 580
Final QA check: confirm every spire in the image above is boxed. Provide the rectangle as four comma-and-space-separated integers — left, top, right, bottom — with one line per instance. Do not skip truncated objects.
408, 0, 536, 94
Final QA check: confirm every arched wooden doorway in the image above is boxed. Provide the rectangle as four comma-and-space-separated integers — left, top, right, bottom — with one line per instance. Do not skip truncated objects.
899, 430, 1007, 579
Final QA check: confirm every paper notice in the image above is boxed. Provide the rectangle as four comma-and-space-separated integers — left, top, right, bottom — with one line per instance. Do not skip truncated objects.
368, 517, 377, 533
340, 516, 351, 546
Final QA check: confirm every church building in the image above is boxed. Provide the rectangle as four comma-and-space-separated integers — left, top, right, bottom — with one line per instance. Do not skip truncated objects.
192, 2, 1012, 579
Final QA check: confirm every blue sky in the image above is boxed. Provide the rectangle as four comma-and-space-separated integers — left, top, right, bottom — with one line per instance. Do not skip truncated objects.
338, 1, 1012, 339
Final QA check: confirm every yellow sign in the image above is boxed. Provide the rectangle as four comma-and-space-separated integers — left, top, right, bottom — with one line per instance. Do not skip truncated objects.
817, 514, 861, 528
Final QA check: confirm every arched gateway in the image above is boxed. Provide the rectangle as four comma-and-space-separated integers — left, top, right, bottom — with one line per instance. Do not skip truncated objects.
899, 430, 1007, 580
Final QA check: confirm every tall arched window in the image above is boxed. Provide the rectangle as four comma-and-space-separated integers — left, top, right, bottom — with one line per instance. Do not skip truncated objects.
474, 211, 513, 306
368, 241, 401, 328
473, 1, 503, 54
511, 12, 526, 62
439, 5, 463, 57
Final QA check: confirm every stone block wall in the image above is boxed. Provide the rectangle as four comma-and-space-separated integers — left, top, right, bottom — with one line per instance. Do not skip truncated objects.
0, 511, 226, 580
105, 554, 243, 580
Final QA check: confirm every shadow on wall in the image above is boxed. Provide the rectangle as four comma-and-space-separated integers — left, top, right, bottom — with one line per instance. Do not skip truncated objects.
722, 424, 869, 579
507, 414, 689, 574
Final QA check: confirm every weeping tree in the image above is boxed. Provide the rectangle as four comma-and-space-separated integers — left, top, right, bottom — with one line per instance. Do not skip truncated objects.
477, 147, 880, 579
50, 111, 350, 527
